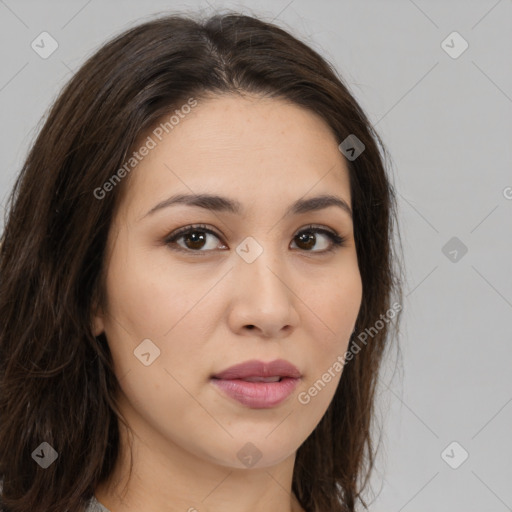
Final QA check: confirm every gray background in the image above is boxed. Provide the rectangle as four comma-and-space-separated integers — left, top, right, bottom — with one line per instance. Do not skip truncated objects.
1, 1, 511, 510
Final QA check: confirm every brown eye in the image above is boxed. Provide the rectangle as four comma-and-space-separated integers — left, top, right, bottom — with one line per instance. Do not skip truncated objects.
291, 226, 346, 253
165, 225, 225, 253
294, 231, 317, 250
165, 224, 346, 255
180, 231, 210, 250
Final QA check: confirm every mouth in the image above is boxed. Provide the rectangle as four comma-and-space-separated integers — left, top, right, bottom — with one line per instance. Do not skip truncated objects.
210, 359, 301, 409
231, 376, 282, 383
211, 358, 301, 380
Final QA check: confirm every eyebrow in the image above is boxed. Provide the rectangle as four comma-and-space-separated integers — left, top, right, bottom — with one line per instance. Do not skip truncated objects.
142, 193, 353, 220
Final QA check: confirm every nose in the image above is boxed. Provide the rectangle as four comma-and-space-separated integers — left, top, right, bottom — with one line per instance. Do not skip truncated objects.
226, 244, 300, 339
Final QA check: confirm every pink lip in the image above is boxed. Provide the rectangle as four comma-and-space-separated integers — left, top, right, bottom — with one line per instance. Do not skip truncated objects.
212, 359, 301, 380
211, 359, 302, 409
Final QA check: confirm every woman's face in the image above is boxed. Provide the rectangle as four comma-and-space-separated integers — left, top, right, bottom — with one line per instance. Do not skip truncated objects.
94, 93, 362, 470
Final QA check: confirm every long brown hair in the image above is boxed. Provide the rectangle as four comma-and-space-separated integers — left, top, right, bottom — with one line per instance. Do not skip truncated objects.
0, 11, 403, 512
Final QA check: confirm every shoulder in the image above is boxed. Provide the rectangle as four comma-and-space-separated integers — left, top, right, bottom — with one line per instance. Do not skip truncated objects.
2, 480, 109, 512
86, 495, 111, 512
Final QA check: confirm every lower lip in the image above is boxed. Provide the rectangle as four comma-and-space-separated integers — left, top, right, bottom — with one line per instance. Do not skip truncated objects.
211, 377, 300, 409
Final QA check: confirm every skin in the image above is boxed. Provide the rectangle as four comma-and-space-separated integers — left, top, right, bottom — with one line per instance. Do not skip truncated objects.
92, 93, 363, 512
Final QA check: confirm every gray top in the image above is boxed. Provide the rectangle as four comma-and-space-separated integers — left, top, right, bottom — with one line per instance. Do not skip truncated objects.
86, 495, 111, 512
1, 480, 110, 512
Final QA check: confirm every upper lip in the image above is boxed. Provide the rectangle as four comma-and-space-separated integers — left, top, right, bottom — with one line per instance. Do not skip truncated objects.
212, 359, 301, 380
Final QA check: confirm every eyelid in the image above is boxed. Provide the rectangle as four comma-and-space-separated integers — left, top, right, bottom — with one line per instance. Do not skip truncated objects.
164, 223, 221, 243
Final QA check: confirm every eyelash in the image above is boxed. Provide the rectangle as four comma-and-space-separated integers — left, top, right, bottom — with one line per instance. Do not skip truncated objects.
164, 224, 347, 255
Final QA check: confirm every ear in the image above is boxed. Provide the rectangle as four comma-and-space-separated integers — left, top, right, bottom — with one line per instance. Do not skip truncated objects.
91, 299, 106, 337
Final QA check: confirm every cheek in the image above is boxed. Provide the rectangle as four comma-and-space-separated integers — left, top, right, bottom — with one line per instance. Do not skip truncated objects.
100, 248, 213, 417
298, 266, 362, 391
303, 264, 362, 339
102, 245, 222, 384
104, 246, 205, 339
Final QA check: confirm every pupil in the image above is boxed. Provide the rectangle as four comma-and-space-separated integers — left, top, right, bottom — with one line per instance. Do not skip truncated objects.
186, 232, 206, 249
299, 232, 314, 250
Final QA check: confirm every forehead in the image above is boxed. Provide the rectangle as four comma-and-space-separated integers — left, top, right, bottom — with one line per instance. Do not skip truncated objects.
120, 94, 352, 218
